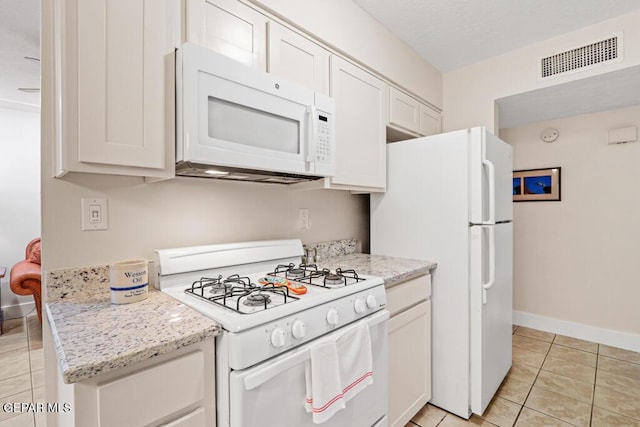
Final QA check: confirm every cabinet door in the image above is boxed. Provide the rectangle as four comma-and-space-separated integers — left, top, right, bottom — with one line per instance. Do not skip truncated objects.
419, 103, 442, 136
186, 0, 267, 69
97, 351, 205, 426
389, 87, 420, 134
388, 301, 431, 427
329, 56, 386, 190
75, 0, 178, 171
267, 21, 329, 94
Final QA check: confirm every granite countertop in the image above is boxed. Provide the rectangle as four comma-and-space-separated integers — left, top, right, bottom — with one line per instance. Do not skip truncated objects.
319, 253, 437, 288
46, 266, 221, 384
46, 241, 432, 383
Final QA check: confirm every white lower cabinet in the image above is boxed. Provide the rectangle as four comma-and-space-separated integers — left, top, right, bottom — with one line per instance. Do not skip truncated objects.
387, 274, 432, 427
56, 339, 215, 427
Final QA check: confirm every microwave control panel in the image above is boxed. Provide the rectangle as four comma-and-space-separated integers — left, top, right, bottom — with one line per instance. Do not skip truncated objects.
315, 114, 332, 163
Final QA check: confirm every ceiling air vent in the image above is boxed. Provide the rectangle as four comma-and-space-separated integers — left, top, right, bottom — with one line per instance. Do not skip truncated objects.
540, 34, 621, 79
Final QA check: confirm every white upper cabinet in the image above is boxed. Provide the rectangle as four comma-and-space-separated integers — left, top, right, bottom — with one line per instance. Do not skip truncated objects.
388, 86, 441, 138
267, 21, 330, 95
186, 0, 267, 69
55, 0, 179, 178
388, 87, 421, 134
419, 103, 442, 137
328, 56, 387, 191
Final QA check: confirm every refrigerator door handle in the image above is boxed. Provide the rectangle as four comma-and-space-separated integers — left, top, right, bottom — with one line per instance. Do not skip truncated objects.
482, 158, 496, 225
482, 225, 496, 304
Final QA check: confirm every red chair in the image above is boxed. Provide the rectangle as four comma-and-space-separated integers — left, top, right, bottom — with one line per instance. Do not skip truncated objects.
10, 238, 42, 323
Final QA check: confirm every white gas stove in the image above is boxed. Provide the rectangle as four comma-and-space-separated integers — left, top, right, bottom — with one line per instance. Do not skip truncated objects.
155, 240, 389, 427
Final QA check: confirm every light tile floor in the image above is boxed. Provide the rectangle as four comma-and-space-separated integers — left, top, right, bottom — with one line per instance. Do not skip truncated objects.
409, 325, 640, 427
2, 318, 640, 427
0, 314, 45, 427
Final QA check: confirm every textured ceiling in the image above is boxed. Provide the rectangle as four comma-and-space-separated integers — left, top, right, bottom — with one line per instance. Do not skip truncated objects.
4, 0, 640, 123
353, 0, 640, 72
354, 0, 640, 128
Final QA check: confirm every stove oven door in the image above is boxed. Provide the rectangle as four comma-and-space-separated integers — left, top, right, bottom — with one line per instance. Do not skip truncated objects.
229, 310, 389, 427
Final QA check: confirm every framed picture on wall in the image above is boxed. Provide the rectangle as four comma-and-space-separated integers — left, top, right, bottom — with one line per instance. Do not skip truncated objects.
513, 167, 561, 202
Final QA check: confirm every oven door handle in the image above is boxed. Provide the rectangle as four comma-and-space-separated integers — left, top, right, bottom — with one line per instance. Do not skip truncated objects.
244, 310, 389, 391
244, 348, 310, 391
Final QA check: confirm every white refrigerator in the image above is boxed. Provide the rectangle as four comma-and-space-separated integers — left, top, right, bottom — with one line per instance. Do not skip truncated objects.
371, 127, 513, 419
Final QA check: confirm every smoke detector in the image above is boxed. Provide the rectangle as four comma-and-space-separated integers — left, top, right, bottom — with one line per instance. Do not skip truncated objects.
541, 128, 559, 143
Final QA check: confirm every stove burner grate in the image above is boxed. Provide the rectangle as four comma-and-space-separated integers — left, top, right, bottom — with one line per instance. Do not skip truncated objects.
323, 273, 345, 286
243, 292, 272, 306
208, 281, 232, 294
286, 268, 305, 279
267, 264, 366, 289
184, 275, 299, 313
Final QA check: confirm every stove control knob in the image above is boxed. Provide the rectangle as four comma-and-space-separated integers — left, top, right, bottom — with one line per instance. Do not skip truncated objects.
270, 328, 287, 348
291, 320, 306, 339
354, 298, 366, 314
366, 294, 378, 309
326, 308, 339, 326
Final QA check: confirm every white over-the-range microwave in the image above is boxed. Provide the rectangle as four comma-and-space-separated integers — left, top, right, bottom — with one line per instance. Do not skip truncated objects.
176, 43, 336, 184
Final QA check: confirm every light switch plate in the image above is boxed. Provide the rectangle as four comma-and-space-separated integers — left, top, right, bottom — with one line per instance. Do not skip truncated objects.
81, 198, 108, 231
297, 208, 310, 230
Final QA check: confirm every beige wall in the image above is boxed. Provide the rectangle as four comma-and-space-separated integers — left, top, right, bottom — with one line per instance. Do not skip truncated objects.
441, 8, 640, 341
443, 9, 640, 132
38, 0, 402, 274
0, 102, 40, 316
41, 172, 369, 271
500, 105, 640, 335
38, 0, 443, 274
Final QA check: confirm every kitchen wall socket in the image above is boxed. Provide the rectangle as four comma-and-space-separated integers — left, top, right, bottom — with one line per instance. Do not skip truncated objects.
297, 208, 310, 230
81, 198, 108, 231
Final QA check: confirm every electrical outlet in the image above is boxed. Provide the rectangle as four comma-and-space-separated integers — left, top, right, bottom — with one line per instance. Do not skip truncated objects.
81, 198, 108, 231
297, 208, 310, 230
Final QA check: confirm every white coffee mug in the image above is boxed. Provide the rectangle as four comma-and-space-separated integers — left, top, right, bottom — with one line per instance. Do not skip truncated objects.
109, 259, 149, 304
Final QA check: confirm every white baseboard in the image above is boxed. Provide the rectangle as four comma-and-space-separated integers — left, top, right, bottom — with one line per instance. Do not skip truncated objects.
1, 301, 36, 320
513, 310, 640, 353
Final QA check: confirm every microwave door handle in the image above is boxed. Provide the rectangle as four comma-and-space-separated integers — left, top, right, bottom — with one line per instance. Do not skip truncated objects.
306, 105, 317, 164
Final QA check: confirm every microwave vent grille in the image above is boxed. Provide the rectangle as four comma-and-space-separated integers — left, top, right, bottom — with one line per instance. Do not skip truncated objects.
540, 34, 620, 79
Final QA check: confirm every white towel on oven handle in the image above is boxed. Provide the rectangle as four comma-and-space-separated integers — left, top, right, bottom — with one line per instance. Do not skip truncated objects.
304, 320, 373, 424
304, 340, 345, 423
336, 320, 374, 402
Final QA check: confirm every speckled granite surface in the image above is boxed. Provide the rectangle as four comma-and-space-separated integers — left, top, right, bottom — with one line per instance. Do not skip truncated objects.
303, 239, 357, 262
47, 266, 111, 302
320, 253, 437, 288
45, 266, 221, 384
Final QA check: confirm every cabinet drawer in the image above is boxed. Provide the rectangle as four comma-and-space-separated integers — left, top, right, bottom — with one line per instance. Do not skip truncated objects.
386, 274, 431, 317
97, 351, 205, 426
